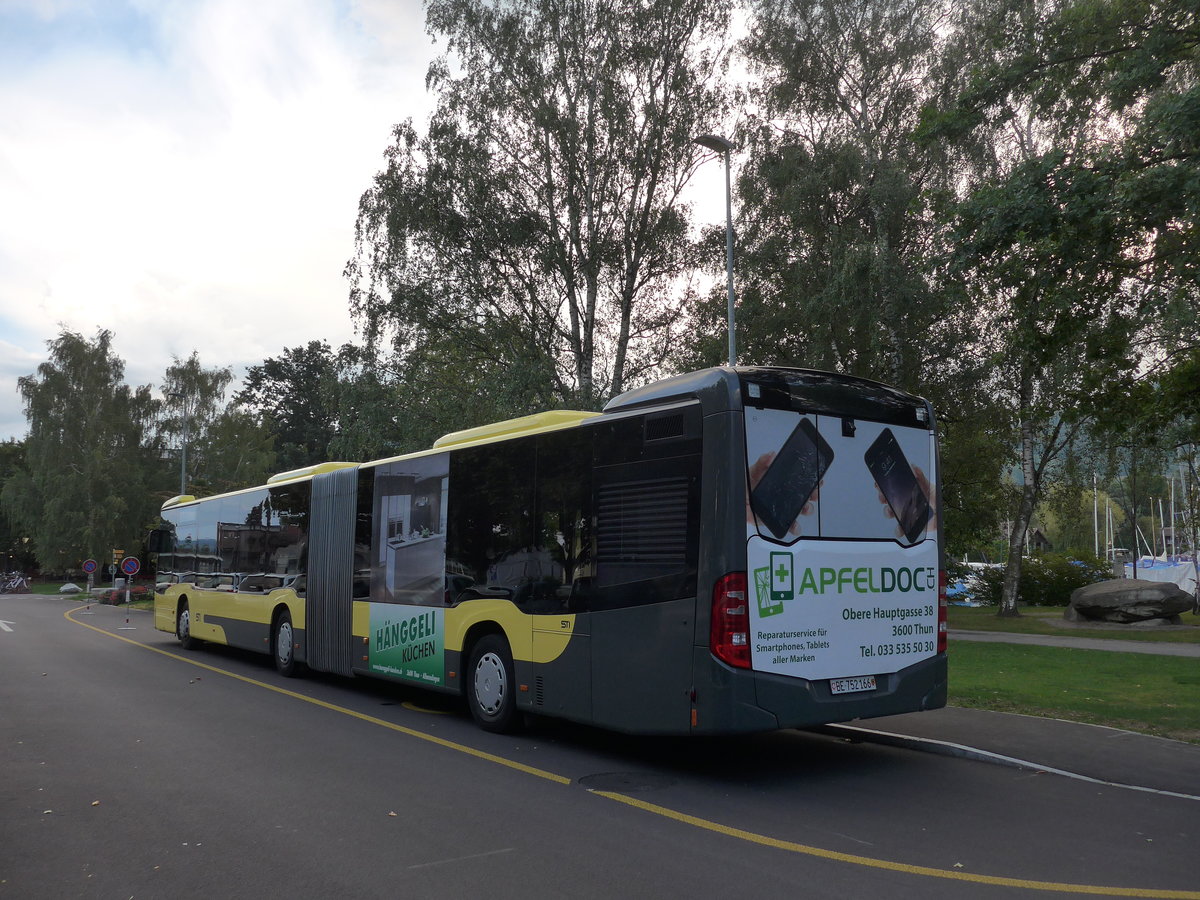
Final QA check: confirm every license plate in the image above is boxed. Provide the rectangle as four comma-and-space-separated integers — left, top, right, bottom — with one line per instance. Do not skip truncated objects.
830, 675, 877, 695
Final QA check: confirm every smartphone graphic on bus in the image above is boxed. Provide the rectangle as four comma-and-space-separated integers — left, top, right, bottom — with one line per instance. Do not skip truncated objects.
864, 428, 931, 544
750, 418, 834, 540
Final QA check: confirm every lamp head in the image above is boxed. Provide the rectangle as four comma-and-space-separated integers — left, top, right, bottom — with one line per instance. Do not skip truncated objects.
694, 133, 736, 154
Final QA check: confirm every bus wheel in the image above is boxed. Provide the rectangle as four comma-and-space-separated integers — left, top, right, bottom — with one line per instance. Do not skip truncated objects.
274, 610, 298, 677
176, 601, 199, 650
468, 635, 518, 733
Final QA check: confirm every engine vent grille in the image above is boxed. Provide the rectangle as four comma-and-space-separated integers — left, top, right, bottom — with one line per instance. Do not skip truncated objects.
645, 413, 685, 442
596, 476, 689, 569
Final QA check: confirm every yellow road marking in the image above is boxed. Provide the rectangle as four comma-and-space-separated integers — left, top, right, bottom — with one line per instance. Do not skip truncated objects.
591, 792, 1200, 898
63, 608, 568, 785
67, 608, 1200, 898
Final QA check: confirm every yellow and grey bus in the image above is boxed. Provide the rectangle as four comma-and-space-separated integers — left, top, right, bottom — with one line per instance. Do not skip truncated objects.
152, 366, 947, 734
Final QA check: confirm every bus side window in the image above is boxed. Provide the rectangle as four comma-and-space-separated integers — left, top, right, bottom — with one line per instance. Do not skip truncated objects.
446, 440, 535, 605
534, 429, 594, 614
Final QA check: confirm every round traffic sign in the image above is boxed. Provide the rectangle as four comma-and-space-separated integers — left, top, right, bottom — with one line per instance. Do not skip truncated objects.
120, 556, 141, 576
82, 559, 98, 574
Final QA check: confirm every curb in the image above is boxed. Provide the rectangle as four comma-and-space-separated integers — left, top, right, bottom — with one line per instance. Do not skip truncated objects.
812, 723, 1200, 803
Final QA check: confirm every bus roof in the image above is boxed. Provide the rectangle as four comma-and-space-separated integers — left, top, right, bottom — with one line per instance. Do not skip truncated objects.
432, 409, 599, 449
266, 461, 359, 485
159, 462, 360, 512
605, 366, 931, 426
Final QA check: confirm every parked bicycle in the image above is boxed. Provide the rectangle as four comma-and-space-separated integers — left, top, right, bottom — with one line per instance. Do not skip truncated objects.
1, 572, 30, 593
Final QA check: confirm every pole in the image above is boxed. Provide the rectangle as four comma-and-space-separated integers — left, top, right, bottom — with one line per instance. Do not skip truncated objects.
694, 134, 738, 368
180, 395, 190, 496
1170, 475, 1176, 559
1105, 502, 1110, 559
1150, 497, 1158, 558
119, 574, 135, 630
1093, 473, 1099, 558
722, 147, 736, 368
1158, 497, 1166, 560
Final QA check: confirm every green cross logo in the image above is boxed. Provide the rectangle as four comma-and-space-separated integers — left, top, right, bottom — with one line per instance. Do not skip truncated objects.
770, 551, 794, 605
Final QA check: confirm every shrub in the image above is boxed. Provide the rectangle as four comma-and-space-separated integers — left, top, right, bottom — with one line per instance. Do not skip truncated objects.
945, 557, 972, 586
969, 553, 1111, 607
99, 584, 151, 605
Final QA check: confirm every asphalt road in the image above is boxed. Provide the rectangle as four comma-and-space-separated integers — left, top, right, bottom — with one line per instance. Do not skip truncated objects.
1, 593, 1196, 900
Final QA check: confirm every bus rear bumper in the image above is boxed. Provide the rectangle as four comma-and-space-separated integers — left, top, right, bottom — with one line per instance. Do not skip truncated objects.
692, 651, 947, 735
758, 653, 948, 731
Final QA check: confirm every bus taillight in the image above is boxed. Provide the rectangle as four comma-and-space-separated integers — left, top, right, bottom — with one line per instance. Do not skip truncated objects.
937, 569, 948, 654
711, 572, 751, 669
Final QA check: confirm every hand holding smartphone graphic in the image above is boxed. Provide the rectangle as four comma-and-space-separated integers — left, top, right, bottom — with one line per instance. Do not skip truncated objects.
875, 465, 936, 537
748, 418, 833, 540
864, 429, 934, 544
747, 452, 821, 537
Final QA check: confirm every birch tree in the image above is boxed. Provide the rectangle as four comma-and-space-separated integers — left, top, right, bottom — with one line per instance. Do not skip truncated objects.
349, 0, 732, 416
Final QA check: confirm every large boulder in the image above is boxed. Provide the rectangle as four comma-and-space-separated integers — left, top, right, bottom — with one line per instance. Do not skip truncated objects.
1067, 578, 1194, 624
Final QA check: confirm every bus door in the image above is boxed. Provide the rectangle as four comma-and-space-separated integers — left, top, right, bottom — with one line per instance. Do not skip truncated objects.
526, 430, 592, 721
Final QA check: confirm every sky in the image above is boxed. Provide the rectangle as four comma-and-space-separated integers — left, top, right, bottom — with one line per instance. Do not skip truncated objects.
0, 0, 440, 440
0, 0, 734, 444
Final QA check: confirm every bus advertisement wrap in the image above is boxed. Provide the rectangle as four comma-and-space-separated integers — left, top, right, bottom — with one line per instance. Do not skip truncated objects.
745, 408, 938, 680
371, 455, 449, 607
368, 603, 446, 685
748, 539, 938, 679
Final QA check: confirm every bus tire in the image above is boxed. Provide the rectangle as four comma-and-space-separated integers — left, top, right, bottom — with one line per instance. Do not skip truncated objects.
176, 601, 199, 650
273, 610, 298, 677
467, 634, 518, 733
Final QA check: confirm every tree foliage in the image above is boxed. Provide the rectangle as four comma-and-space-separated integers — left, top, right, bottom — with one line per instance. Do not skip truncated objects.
5, 0, 1194, 582
718, 0, 969, 389
234, 340, 343, 471
160, 352, 233, 496
927, 0, 1197, 611
349, 0, 732, 425
1, 330, 166, 572
678, 0, 1012, 561
198, 408, 277, 495
0, 440, 38, 572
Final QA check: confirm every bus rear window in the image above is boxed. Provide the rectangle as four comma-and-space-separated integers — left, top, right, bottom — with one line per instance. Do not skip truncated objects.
745, 411, 934, 545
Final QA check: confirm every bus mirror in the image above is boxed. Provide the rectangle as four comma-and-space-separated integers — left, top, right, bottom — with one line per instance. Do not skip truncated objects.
147, 528, 172, 554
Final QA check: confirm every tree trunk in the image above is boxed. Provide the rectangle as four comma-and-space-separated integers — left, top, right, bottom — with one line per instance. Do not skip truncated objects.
999, 481, 1036, 617
999, 397, 1038, 617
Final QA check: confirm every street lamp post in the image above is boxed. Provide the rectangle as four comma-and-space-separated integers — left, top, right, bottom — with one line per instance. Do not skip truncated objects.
694, 133, 738, 367
169, 392, 191, 496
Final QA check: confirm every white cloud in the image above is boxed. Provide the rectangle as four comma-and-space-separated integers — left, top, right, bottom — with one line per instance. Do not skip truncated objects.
0, 0, 436, 439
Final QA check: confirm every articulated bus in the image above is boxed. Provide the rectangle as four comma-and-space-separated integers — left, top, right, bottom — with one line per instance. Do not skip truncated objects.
151, 366, 947, 734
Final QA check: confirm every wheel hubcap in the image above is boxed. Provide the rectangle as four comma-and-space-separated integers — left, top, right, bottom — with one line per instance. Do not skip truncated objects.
179, 608, 189, 638
277, 621, 293, 664
474, 652, 505, 715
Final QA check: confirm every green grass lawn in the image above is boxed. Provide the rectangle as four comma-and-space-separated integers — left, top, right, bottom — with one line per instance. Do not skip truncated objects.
27, 582, 67, 595
949, 603, 1200, 643
948, 640, 1200, 744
